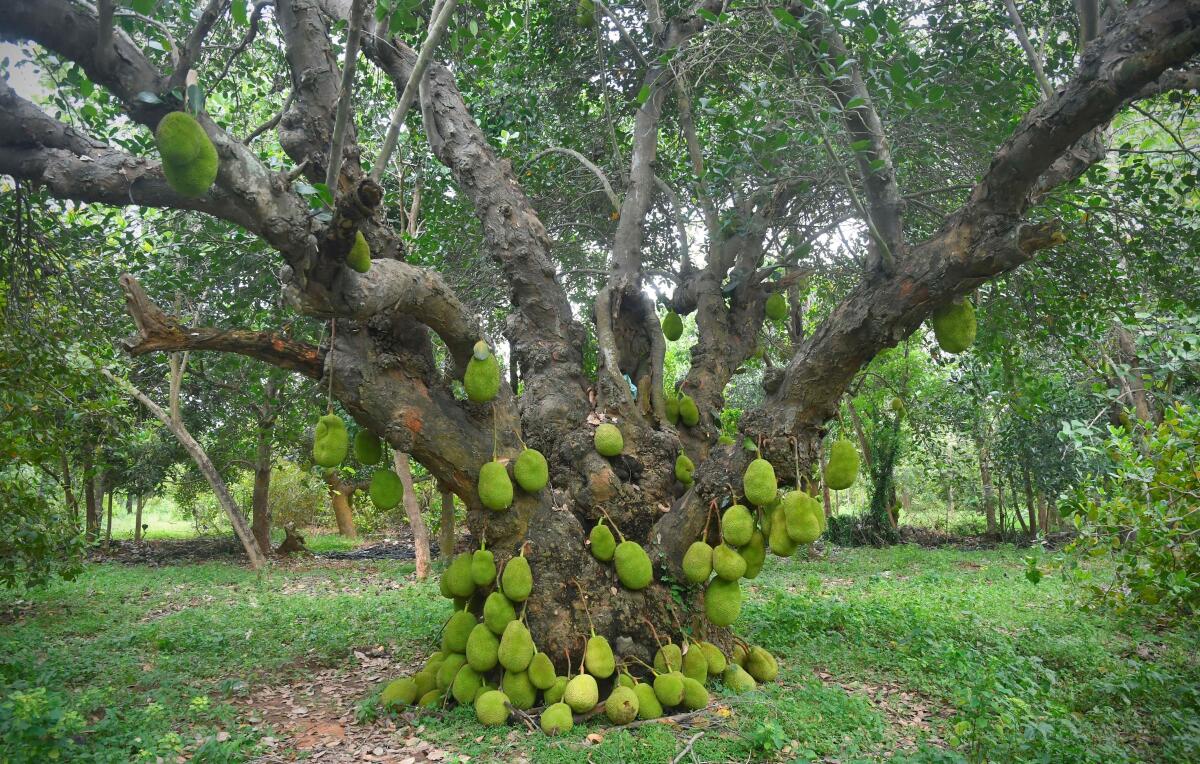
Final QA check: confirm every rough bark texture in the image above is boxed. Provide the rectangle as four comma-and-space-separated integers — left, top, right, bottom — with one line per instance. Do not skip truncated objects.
327, 474, 358, 538
394, 452, 431, 580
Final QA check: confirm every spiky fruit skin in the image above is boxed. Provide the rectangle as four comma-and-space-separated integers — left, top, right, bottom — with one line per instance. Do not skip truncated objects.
471, 549, 496, 586
540, 702, 574, 735
665, 396, 680, 424
529, 652, 556, 690
501, 555, 532, 602
704, 578, 742, 626
653, 672, 684, 707
478, 460, 513, 510
464, 351, 500, 403
483, 591, 515, 635
436, 653, 467, 691
466, 623, 500, 672
765, 291, 788, 321
712, 543, 747, 581
890, 396, 906, 414
769, 505, 798, 556
654, 643, 682, 674
593, 423, 624, 456
417, 689, 442, 708
380, 677, 417, 707
679, 395, 700, 426
633, 682, 663, 719
498, 620, 535, 673
700, 642, 726, 675
347, 230, 371, 272
544, 676, 569, 705
741, 530, 767, 579
680, 677, 709, 710
585, 635, 615, 678
617, 672, 635, 689
783, 490, 822, 544
614, 541, 652, 590
675, 453, 695, 484
513, 448, 549, 492
722, 504, 754, 546
824, 439, 860, 490
605, 686, 639, 725
723, 665, 756, 693
444, 552, 476, 599
682, 541, 713, 584
929, 299, 976, 353
681, 645, 708, 682
312, 414, 349, 468
564, 674, 599, 713
502, 670, 536, 710
451, 665, 482, 705
155, 112, 218, 197
354, 430, 382, 464
743, 458, 777, 506
731, 644, 748, 667
369, 469, 404, 510
474, 690, 510, 726
442, 609, 476, 653
662, 311, 683, 341
745, 646, 779, 682
412, 670, 435, 698
589, 522, 616, 561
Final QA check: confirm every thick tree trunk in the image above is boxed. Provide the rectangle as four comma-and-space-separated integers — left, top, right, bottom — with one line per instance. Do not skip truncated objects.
394, 452, 431, 579
327, 474, 357, 538
438, 487, 455, 562
979, 442, 997, 536
134, 494, 145, 542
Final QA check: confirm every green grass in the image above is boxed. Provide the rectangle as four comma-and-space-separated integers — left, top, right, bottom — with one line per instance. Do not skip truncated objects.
104, 497, 196, 540
2, 546, 1197, 763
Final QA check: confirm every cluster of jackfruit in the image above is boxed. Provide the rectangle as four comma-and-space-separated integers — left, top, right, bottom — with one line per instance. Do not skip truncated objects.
587, 518, 652, 591
476, 446, 547, 512
664, 391, 700, 428
155, 112, 218, 197
928, 299, 977, 354
312, 420, 405, 509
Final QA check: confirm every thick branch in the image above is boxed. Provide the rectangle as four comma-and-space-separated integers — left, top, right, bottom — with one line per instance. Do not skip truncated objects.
171, 0, 231, 91
324, 0, 367, 190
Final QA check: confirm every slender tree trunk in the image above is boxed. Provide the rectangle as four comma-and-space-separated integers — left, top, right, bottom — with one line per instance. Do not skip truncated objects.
125, 492, 133, 514
250, 424, 274, 553
60, 453, 79, 529
1113, 325, 1155, 424
1037, 493, 1050, 534
135, 494, 145, 542
104, 490, 113, 543
979, 442, 997, 536
1008, 475, 1029, 534
438, 487, 455, 562
1023, 462, 1037, 537
394, 452, 431, 579
83, 456, 100, 542
327, 473, 357, 538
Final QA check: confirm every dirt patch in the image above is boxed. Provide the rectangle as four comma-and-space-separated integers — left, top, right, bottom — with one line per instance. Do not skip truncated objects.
813, 669, 952, 753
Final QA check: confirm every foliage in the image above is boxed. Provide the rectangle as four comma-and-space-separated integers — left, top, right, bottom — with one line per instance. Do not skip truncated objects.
0, 465, 83, 589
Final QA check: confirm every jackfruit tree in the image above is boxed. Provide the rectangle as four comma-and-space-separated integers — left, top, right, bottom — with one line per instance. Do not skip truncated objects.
1, 0, 1196, 720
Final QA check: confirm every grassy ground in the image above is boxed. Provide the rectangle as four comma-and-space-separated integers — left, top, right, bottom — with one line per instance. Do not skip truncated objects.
1, 545, 1197, 763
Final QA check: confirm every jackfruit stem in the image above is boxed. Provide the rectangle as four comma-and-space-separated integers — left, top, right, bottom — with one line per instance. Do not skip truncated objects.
639, 616, 663, 648
597, 506, 625, 543
628, 655, 660, 676
326, 318, 337, 415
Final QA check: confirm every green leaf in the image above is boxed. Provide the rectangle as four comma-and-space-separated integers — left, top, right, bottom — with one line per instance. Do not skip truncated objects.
850, 139, 872, 152
771, 8, 802, 29
636, 85, 651, 105
232, 0, 248, 26
844, 96, 865, 110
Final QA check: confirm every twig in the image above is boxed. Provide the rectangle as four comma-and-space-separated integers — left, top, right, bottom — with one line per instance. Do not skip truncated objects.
1002, 0, 1054, 99
526, 146, 620, 212
594, 0, 650, 69
210, 0, 272, 90
325, 0, 369, 191
244, 91, 293, 143
672, 732, 703, 764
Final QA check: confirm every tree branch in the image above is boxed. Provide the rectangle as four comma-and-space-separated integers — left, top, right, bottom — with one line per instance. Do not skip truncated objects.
324, 0, 367, 191
170, 0, 231, 91
1004, 0, 1056, 98
527, 147, 620, 213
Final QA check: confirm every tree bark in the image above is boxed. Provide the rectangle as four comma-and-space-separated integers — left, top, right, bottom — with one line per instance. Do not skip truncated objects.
60, 453, 79, 529
104, 490, 113, 544
250, 377, 280, 554
438, 487, 455, 562
84, 456, 100, 543
1023, 462, 1038, 537
979, 441, 997, 537
135, 494, 145, 542
327, 473, 357, 538
394, 452, 431, 580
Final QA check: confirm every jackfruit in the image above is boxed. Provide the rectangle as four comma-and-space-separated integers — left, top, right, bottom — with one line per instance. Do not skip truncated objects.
585, 633, 615, 678
473, 682, 494, 702
665, 395, 680, 424
513, 448, 548, 492
682, 540, 713, 584
745, 646, 779, 682
467, 622, 500, 671
679, 395, 700, 426
354, 429, 382, 464
544, 676, 569, 705
412, 669, 436, 698
501, 554, 532, 602
704, 578, 742, 626
765, 291, 787, 321
722, 504, 754, 546
478, 460, 513, 510
731, 643, 748, 666
380, 677, 417, 707
742, 458, 777, 506
783, 490, 822, 544
614, 540, 652, 590
442, 552, 475, 599
890, 396, 906, 414
501, 670, 536, 709
347, 230, 371, 273
589, 521, 616, 561
369, 469, 403, 510
474, 689, 509, 726
662, 311, 683, 341
605, 686, 639, 724
929, 299, 976, 353
699, 642, 726, 675
617, 672, 635, 689
471, 547, 496, 587
712, 543, 747, 581
436, 653, 466, 690
312, 413, 349, 468
680, 677, 709, 710
483, 591, 515, 635
540, 702, 574, 735
681, 644, 708, 682
722, 664, 756, 693
529, 652, 556, 690
417, 689, 442, 707
498, 620, 535, 673
653, 671, 684, 706
675, 453, 695, 484
741, 530, 766, 579
155, 111, 218, 197
768, 505, 798, 556
451, 665, 482, 705
654, 643, 682, 674
633, 682, 663, 719
594, 423, 624, 456
442, 608, 476, 654
824, 439, 859, 490
563, 673, 599, 713
464, 341, 500, 403
424, 653, 445, 673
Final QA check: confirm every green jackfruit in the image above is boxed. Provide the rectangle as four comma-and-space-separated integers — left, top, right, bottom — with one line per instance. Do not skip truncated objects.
464, 341, 500, 403
633, 682, 663, 719
742, 458, 777, 506
502, 670, 536, 710
540, 702, 574, 735
699, 642, 726, 675
436, 653, 466, 691
312, 414, 349, 468
712, 543, 747, 581
498, 620, 535, 672
662, 311, 683, 341
617, 672, 635, 689
155, 111, 218, 197
444, 552, 476, 599
679, 395, 700, 426
529, 652, 556, 690
653, 671, 684, 707
731, 643, 748, 667
442, 608, 476, 654
745, 646, 779, 682
451, 665, 482, 705
654, 643, 682, 674
563, 673, 599, 713
675, 453, 695, 484
354, 430, 382, 464
589, 521, 616, 561
723, 664, 756, 694
681, 644, 708, 682
890, 396, 906, 414
369, 469, 403, 510
680, 676, 709, 710
929, 299, 976, 353
682, 540, 713, 584
765, 291, 788, 321
478, 460, 513, 511
614, 540, 652, 590
741, 530, 766, 579
585, 634, 615, 678
704, 578, 742, 626
722, 504, 754, 546
594, 423, 624, 456
473, 682, 494, 702
474, 689, 509, 726
824, 439, 859, 490
782, 490, 822, 544
417, 689, 442, 708
513, 448, 548, 492
605, 686, 639, 725
412, 669, 435, 698
471, 548, 496, 586
380, 677, 417, 707
665, 396, 680, 424
483, 591, 515, 635
768, 505, 798, 556
347, 230, 371, 273
544, 676, 569, 705
466, 623, 500, 672
501, 555, 532, 602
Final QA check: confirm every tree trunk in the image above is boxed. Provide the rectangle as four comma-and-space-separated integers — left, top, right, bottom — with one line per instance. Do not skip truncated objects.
326, 473, 357, 538
1037, 493, 1051, 534
438, 487, 455, 562
1008, 475, 1029, 535
134, 494, 145, 542
979, 442, 997, 537
250, 421, 274, 554
60, 453, 79, 529
125, 492, 132, 515
1113, 324, 1155, 424
83, 457, 100, 543
1023, 462, 1037, 537
104, 490, 113, 544
394, 452, 431, 580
